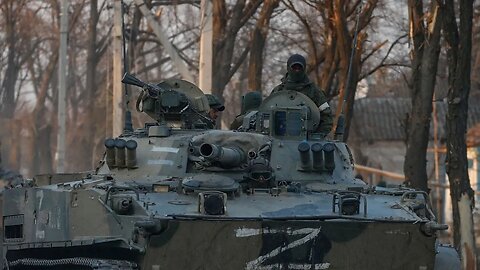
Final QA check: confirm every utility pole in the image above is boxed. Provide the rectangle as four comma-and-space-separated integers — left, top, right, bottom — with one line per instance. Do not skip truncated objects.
199, 0, 212, 94
56, 0, 68, 173
134, 0, 194, 83
112, 0, 124, 137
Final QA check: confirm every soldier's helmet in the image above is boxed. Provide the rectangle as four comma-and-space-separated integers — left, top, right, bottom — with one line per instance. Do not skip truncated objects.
205, 94, 225, 111
241, 91, 262, 114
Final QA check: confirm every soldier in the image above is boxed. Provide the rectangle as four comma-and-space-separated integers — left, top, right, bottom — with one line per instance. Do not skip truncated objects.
230, 91, 262, 130
271, 54, 333, 136
205, 94, 225, 129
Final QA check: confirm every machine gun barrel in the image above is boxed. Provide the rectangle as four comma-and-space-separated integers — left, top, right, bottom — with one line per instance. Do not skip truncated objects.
122, 72, 162, 97
199, 143, 245, 168
122, 73, 146, 88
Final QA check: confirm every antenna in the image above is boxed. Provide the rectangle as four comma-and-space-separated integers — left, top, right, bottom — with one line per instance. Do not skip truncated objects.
335, 2, 363, 141
121, 0, 133, 132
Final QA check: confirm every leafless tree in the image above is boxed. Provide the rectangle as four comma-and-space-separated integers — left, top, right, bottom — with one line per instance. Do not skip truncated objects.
212, 0, 263, 101
403, 0, 443, 192
442, 0, 477, 267
0, 0, 30, 118
0, 0, 42, 172
247, 0, 280, 91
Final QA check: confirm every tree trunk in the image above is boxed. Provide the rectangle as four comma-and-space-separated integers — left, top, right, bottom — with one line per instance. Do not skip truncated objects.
28, 47, 59, 176
247, 0, 279, 92
331, 0, 377, 141
212, 0, 262, 99
318, 1, 338, 95
443, 0, 477, 268
0, 119, 20, 172
6, 120, 21, 171
85, 0, 99, 169
211, 0, 262, 128
35, 124, 53, 175
0, 1, 22, 118
128, 7, 142, 68
403, 0, 442, 192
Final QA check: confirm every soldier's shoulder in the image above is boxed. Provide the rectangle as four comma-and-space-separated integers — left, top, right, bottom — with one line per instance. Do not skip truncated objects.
271, 83, 284, 93
309, 83, 328, 97
307, 81, 321, 91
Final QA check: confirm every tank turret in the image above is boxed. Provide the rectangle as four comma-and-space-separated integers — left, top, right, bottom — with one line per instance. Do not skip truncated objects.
122, 73, 212, 129
236, 90, 323, 140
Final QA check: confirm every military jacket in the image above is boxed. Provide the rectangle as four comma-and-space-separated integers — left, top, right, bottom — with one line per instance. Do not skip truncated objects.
271, 74, 333, 135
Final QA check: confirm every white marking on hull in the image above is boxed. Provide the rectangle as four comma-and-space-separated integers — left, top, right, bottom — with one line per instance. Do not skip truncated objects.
235, 228, 280, 237
35, 230, 45, 239
36, 190, 44, 209
56, 207, 62, 229
147, 160, 174, 165
151, 147, 179, 153
236, 227, 320, 237
252, 263, 330, 270
235, 227, 329, 270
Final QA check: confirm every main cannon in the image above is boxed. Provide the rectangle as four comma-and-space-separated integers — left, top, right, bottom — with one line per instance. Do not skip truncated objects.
199, 143, 246, 168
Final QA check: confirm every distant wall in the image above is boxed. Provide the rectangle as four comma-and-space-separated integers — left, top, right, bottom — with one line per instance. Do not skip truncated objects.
349, 140, 444, 184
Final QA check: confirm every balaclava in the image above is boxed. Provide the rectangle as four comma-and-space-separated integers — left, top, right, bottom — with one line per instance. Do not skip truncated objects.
286, 54, 306, 82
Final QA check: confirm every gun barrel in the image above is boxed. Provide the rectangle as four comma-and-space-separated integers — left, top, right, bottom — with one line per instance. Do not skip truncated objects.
122, 73, 146, 89
199, 143, 245, 167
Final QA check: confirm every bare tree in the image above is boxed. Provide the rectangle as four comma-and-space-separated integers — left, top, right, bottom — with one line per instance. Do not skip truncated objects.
26, 44, 59, 175
442, 0, 477, 268
0, 0, 37, 172
330, 0, 378, 141
83, 0, 101, 169
71, 0, 111, 170
212, 0, 263, 100
403, 0, 442, 192
247, 0, 280, 91
0, 0, 25, 118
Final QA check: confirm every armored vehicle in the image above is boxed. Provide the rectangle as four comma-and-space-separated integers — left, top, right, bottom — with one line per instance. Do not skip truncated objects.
2, 74, 460, 269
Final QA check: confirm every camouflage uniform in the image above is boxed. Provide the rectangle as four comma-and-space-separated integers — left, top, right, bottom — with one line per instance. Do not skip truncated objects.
270, 54, 333, 135
205, 94, 225, 129
205, 117, 216, 129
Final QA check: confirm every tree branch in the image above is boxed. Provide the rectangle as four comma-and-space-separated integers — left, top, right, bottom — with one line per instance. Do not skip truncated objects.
228, 45, 251, 81
360, 34, 408, 79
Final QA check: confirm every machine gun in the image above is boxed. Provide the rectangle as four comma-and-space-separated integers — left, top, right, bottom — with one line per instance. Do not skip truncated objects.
122, 72, 164, 99
121, 73, 213, 129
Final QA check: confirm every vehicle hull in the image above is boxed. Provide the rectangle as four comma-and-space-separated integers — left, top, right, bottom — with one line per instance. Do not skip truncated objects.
140, 219, 435, 270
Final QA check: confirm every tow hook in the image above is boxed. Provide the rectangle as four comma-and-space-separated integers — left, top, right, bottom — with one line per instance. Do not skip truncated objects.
422, 221, 449, 236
